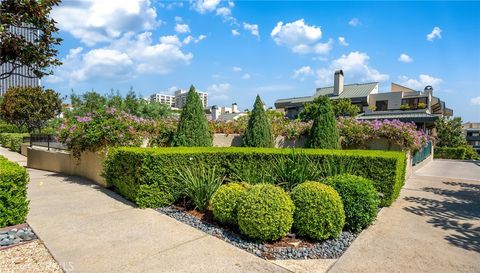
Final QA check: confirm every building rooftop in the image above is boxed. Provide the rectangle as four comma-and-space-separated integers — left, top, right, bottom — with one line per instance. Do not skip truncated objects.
216, 112, 246, 122
357, 110, 440, 122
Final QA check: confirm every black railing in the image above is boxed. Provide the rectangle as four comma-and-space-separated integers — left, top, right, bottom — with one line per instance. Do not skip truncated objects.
23, 134, 68, 151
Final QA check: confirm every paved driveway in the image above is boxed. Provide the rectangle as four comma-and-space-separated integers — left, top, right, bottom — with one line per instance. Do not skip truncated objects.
329, 159, 480, 273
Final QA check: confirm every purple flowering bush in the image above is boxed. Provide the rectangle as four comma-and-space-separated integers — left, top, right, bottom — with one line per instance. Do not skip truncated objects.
59, 108, 154, 157
337, 117, 429, 151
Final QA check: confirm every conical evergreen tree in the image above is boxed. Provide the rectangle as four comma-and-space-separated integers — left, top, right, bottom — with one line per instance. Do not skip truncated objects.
243, 95, 273, 147
172, 85, 212, 147
306, 96, 340, 149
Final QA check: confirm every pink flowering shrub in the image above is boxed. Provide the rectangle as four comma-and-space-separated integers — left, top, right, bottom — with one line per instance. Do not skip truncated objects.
59, 108, 154, 157
337, 117, 429, 151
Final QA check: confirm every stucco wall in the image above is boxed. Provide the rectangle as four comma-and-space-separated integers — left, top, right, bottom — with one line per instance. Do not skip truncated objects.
212, 134, 307, 148
27, 148, 108, 187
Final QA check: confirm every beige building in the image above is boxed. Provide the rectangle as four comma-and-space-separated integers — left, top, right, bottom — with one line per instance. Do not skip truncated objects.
463, 122, 480, 156
150, 88, 208, 109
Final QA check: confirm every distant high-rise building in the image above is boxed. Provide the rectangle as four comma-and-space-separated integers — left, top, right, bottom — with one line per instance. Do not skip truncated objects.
0, 26, 40, 96
150, 89, 208, 109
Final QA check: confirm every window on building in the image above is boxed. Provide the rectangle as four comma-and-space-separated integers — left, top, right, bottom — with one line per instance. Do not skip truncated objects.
375, 100, 388, 111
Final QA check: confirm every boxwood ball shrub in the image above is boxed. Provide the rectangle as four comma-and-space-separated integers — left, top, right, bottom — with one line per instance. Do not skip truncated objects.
237, 184, 294, 241
291, 182, 345, 240
0, 156, 29, 227
210, 182, 249, 225
323, 174, 380, 232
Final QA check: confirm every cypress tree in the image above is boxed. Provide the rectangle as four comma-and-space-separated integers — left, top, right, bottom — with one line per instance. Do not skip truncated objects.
306, 96, 340, 149
172, 85, 212, 147
243, 95, 273, 147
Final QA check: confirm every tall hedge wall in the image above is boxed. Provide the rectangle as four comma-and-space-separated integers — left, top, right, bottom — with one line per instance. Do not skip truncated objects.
0, 155, 29, 227
0, 133, 29, 152
104, 147, 406, 207
434, 147, 466, 160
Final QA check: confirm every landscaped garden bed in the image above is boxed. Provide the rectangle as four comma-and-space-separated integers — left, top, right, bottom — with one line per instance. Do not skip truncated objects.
158, 205, 357, 259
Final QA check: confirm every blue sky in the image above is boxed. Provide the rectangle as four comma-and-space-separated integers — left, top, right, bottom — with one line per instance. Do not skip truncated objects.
44, 0, 480, 121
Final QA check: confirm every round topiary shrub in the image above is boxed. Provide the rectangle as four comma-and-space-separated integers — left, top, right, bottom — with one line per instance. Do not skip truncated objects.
237, 184, 294, 241
291, 182, 345, 240
323, 174, 380, 232
210, 182, 249, 225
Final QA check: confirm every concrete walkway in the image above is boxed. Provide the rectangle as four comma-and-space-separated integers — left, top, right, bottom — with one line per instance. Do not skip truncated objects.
329, 159, 480, 273
0, 148, 289, 273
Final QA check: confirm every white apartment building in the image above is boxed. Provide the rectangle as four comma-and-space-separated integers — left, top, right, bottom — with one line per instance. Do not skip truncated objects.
150, 93, 176, 108
175, 89, 208, 109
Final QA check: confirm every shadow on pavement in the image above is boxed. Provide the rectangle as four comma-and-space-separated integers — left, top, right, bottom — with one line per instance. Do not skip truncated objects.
404, 180, 480, 253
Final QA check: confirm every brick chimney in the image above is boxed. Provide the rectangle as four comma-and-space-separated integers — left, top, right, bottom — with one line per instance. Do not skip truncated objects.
333, 70, 344, 96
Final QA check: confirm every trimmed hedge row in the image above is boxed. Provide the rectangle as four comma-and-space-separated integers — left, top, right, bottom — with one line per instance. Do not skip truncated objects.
0, 155, 29, 227
0, 133, 29, 152
105, 147, 406, 207
434, 147, 466, 160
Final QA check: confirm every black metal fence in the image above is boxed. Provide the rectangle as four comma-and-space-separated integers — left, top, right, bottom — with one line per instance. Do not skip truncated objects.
23, 134, 68, 151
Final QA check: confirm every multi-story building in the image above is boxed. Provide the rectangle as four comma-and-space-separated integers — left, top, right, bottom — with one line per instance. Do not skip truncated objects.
0, 26, 40, 96
463, 122, 480, 156
275, 70, 452, 130
150, 89, 209, 109
175, 89, 208, 109
150, 93, 176, 108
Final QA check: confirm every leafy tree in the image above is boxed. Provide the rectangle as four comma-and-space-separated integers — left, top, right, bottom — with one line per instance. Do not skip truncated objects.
124, 88, 140, 115
300, 98, 358, 121
243, 95, 273, 147
106, 89, 124, 109
82, 91, 107, 113
138, 100, 172, 119
0, 0, 62, 80
172, 85, 212, 147
0, 86, 62, 132
306, 96, 340, 149
434, 117, 466, 147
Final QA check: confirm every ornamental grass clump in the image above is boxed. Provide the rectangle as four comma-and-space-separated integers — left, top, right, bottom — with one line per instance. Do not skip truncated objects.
237, 184, 294, 241
210, 182, 249, 225
175, 165, 225, 211
323, 174, 380, 232
291, 182, 345, 240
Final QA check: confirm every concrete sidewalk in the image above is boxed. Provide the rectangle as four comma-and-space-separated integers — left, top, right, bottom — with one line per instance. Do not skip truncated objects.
329, 159, 480, 273
0, 148, 290, 273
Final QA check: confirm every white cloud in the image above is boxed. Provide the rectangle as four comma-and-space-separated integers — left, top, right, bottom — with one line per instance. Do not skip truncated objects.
54, 32, 194, 84
398, 53, 413, 63
243, 22, 259, 38
216, 7, 231, 17
427, 27, 442, 41
207, 83, 232, 100
195, 35, 207, 44
232, 66, 242, 72
471, 96, 480, 105
338, 37, 349, 46
52, 0, 158, 46
316, 51, 389, 85
175, 23, 190, 33
183, 35, 194, 45
192, 0, 222, 14
349, 18, 360, 26
232, 29, 240, 36
292, 66, 314, 81
398, 74, 443, 90
174, 16, 183, 22
271, 19, 332, 55
242, 73, 251, 80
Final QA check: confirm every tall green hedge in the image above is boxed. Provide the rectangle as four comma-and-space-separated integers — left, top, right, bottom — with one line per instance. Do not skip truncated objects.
104, 147, 406, 207
306, 96, 340, 149
0, 155, 29, 227
434, 147, 466, 159
0, 133, 29, 152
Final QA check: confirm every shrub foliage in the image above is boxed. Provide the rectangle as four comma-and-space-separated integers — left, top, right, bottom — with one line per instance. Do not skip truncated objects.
0, 133, 29, 152
104, 147, 406, 207
306, 96, 340, 149
172, 85, 212, 147
0, 155, 29, 227
434, 147, 466, 160
323, 174, 380, 232
237, 184, 294, 241
291, 182, 345, 240
243, 95, 273, 147
210, 182, 249, 225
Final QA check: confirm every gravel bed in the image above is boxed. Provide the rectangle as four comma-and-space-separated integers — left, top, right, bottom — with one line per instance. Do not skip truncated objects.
0, 240, 62, 273
157, 206, 357, 260
0, 226, 37, 248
